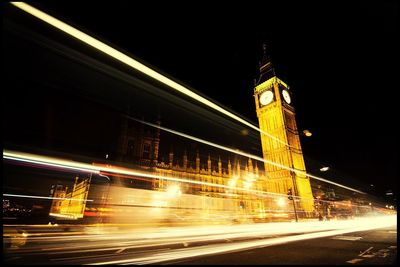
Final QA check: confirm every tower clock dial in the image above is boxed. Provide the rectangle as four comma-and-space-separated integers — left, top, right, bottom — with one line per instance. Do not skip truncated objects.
259, 90, 274, 106
282, 89, 291, 104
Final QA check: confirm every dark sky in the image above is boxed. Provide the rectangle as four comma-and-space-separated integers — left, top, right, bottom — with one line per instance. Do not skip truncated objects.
3, 1, 398, 198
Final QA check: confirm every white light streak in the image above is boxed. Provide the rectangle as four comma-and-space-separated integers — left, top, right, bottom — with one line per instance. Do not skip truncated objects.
129, 118, 365, 194
10, 2, 288, 147
88, 215, 397, 265
49, 213, 77, 219
3, 150, 285, 199
3, 152, 99, 174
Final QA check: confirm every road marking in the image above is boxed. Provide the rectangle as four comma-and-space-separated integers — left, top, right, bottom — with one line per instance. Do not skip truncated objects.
346, 258, 364, 264
376, 248, 391, 258
361, 254, 375, 258
387, 231, 397, 234
359, 247, 374, 256
377, 252, 388, 258
332, 236, 362, 241
115, 248, 125, 254
388, 246, 397, 249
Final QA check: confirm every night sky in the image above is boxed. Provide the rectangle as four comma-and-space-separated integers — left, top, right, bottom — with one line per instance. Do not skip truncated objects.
3, 1, 397, 199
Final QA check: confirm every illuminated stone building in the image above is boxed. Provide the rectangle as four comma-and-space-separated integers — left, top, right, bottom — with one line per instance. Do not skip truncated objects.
253, 44, 314, 215
154, 152, 266, 214
49, 184, 67, 214
49, 176, 91, 219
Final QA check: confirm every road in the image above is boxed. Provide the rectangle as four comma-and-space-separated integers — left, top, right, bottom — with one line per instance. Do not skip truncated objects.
169, 226, 397, 265
3, 215, 396, 265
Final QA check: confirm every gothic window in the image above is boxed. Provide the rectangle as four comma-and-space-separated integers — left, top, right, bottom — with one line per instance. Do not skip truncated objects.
142, 143, 151, 159
284, 111, 296, 130
127, 139, 135, 157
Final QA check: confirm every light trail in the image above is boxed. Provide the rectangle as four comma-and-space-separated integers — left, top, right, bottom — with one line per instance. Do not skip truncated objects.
3, 149, 366, 204
4, 215, 395, 264
88, 215, 397, 265
3, 152, 99, 174
10, 2, 288, 147
3, 150, 289, 200
129, 117, 366, 194
3, 193, 93, 202
8, 3, 364, 194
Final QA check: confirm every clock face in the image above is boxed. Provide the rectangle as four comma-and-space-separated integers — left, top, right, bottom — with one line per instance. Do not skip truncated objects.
282, 89, 291, 104
259, 91, 274, 106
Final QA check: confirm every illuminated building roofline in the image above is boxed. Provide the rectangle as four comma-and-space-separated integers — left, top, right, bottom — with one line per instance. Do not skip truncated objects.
254, 76, 289, 93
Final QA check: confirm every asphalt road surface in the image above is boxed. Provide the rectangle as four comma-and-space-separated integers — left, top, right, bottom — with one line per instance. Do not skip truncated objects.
168, 226, 397, 265
3, 219, 396, 265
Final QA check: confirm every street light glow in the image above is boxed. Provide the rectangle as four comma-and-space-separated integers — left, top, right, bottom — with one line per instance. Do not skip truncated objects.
320, 167, 330, 172
303, 130, 312, 137
167, 185, 182, 198
277, 198, 286, 207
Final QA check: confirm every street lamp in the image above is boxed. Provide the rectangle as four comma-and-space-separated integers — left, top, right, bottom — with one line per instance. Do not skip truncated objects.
287, 188, 298, 222
302, 129, 313, 137
320, 166, 330, 172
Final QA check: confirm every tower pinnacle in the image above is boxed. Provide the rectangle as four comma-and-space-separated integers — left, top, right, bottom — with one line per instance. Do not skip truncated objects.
257, 43, 276, 85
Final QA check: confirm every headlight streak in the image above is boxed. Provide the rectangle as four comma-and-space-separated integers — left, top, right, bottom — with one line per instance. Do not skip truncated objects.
3, 150, 290, 200
89, 216, 396, 265
4, 215, 396, 263
19, 216, 388, 265
3, 193, 93, 202
3, 153, 99, 174
3, 149, 367, 205
128, 118, 365, 194
10, 2, 289, 149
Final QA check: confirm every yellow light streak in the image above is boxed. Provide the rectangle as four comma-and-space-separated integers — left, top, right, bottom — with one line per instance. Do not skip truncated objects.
3, 215, 395, 260
88, 215, 396, 265
3, 150, 287, 199
4, 145, 364, 199
10, 2, 288, 147
49, 213, 77, 219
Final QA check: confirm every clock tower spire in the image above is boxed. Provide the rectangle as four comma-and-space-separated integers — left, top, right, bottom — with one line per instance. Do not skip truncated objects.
254, 43, 314, 217
257, 43, 276, 85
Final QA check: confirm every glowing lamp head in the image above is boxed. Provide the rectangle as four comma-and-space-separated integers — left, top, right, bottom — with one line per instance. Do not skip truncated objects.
228, 179, 237, 187
277, 198, 286, 207
167, 185, 182, 198
320, 167, 330, 172
303, 130, 312, 137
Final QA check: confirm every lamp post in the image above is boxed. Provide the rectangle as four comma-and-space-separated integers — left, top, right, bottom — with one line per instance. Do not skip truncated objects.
287, 187, 298, 222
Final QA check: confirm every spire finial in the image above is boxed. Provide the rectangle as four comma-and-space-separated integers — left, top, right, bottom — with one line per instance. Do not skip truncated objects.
263, 43, 267, 55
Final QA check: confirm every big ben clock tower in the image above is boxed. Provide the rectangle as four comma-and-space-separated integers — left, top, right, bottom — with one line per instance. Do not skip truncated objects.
254, 44, 314, 215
